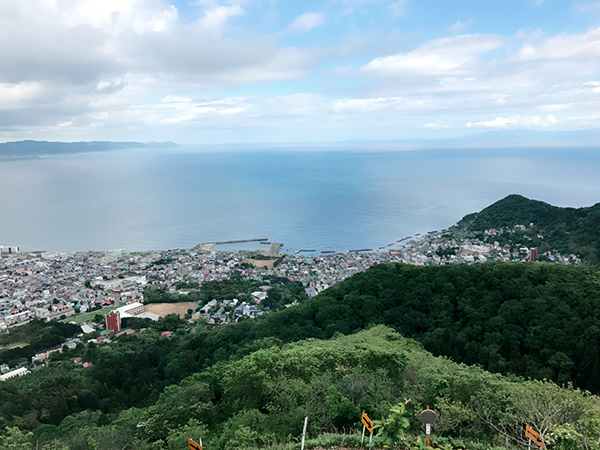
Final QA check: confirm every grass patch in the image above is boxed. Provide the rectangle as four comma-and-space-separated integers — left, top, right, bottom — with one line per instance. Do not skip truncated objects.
67, 306, 119, 324
2, 341, 28, 350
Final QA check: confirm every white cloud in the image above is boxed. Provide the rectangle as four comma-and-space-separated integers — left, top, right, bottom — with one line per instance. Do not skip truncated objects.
2, 2, 600, 141
513, 26, 600, 61
573, 1, 600, 13
584, 81, 600, 92
389, 0, 409, 17
466, 115, 557, 128
448, 19, 473, 33
198, 5, 244, 34
332, 96, 427, 112
96, 78, 123, 90
538, 104, 572, 111
61, 0, 179, 33
0, 82, 45, 109
360, 34, 503, 77
0, 1, 319, 89
288, 12, 325, 33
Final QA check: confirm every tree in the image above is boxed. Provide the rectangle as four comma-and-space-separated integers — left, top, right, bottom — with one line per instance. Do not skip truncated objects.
546, 424, 583, 450
0, 427, 33, 450
42, 440, 69, 450
87, 435, 98, 450
373, 400, 412, 449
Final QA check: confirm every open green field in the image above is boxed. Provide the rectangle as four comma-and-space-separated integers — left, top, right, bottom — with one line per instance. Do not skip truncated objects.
2, 341, 28, 350
67, 306, 119, 324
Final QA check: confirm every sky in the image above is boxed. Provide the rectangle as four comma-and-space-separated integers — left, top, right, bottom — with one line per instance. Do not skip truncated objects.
1, 0, 600, 144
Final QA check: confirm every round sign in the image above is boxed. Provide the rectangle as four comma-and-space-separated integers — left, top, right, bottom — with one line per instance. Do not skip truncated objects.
420, 409, 437, 424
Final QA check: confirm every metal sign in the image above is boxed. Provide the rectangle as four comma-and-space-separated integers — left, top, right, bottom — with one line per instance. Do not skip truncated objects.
188, 438, 203, 450
421, 407, 437, 447
525, 425, 544, 449
420, 409, 437, 425
361, 411, 374, 434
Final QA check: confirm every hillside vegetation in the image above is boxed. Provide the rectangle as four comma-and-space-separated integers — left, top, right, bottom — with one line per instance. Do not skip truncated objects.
181, 262, 600, 392
3, 262, 600, 449
0, 320, 81, 367
453, 194, 600, 266
5, 326, 600, 450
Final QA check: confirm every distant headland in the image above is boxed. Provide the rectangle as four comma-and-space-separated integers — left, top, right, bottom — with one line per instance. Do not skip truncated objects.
0, 140, 179, 161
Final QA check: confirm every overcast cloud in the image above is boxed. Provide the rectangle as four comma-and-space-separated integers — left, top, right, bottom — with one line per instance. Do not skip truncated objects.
1, 0, 600, 143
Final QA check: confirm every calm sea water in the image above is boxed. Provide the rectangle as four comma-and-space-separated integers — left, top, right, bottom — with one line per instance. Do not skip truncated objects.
1, 145, 599, 253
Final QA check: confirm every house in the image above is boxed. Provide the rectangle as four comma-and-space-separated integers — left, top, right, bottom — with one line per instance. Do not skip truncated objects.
0, 367, 28, 381
35, 345, 63, 361
304, 287, 318, 298
251, 291, 267, 302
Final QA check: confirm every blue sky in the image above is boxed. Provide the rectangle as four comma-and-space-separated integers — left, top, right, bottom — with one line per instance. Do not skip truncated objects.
1, 0, 600, 144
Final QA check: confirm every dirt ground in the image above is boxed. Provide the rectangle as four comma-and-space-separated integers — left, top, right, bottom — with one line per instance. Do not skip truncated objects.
115, 329, 136, 337
144, 302, 198, 318
249, 258, 275, 269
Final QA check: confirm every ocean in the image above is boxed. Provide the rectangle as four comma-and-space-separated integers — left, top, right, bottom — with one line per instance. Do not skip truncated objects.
1, 145, 599, 253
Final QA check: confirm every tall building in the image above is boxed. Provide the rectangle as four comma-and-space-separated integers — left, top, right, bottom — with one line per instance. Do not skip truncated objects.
530, 248, 538, 261
177, 264, 189, 276
105, 310, 121, 333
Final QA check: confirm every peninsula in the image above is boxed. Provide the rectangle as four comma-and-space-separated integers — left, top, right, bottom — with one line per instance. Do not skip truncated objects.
0, 140, 179, 161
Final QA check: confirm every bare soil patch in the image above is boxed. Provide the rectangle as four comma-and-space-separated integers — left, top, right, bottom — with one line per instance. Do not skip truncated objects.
115, 329, 136, 337
144, 302, 198, 318
249, 258, 275, 269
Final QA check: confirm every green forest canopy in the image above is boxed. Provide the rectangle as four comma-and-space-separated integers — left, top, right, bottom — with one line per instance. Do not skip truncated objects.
3, 261, 600, 449
4, 326, 600, 450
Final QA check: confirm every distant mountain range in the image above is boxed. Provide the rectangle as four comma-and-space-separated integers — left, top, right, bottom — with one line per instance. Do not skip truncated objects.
458, 128, 600, 146
0, 140, 179, 158
330, 128, 600, 150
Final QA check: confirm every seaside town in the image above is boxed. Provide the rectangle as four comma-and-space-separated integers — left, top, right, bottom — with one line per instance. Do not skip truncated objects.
0, 226, 581, 380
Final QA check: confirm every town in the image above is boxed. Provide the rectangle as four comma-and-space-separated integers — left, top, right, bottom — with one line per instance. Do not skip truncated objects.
0, 225, 581, 380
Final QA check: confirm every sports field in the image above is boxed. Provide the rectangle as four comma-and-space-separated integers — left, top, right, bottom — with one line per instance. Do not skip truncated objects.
144, 302, 198, 318
68, 306, 119, 324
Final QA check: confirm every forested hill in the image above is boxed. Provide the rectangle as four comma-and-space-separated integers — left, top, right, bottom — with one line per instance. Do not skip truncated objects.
453, 194, 600, 266
185, 262, 600, 392
3, 262, 600, 449
7, 326, 600, 450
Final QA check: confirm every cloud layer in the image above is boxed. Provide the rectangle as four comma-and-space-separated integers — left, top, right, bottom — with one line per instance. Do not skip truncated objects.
0, 0, 599, 142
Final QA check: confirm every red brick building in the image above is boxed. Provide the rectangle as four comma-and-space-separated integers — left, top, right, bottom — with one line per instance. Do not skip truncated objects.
530, 248, 538, 261
105, 310, 121, 333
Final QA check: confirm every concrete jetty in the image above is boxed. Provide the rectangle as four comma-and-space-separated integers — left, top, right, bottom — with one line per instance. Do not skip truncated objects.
192, 238, 268, 252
